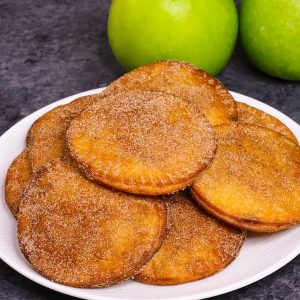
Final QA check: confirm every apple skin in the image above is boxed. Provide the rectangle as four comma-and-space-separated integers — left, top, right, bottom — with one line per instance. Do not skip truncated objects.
108, 0, 238, 76
240, 0, 300, 81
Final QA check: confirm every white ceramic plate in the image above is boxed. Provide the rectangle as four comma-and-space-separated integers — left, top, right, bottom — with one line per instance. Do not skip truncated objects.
0, 88, 299, 300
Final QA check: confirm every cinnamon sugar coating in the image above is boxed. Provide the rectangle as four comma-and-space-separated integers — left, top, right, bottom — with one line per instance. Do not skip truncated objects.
5, 149, 32, 218
104, 60, 237, 126
135, 192, 245, 285
192, 124, 300, 231
28, 94, 100, 171
237, 102, 298, 144
67, 90, 216, 195
18, 158, 167, 288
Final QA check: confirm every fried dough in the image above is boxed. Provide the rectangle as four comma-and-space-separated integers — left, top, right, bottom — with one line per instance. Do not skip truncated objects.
18, 158, 167, 288
237, 102, 298, 144
28, 95, 99, 171
191, 192, 292, 233
67, 90, 216, 195
26, 128, 33, 145
104, 60, 237, 126
191, 124, 300, 232
135, 192, 245, 285
5, 149, 32, 218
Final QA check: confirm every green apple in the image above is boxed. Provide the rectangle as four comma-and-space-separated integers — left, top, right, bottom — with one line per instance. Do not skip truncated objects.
240, 0, 300, 80
108, 0, 238, 75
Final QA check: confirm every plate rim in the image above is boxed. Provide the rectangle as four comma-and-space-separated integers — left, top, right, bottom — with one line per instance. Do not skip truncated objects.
0, 87, 299, 300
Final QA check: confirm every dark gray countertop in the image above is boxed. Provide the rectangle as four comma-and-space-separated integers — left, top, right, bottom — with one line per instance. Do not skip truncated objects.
0, 0, 299, 299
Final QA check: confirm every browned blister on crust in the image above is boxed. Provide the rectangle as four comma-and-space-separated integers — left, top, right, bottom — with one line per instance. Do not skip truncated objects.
67, 90, 216, 195
104, 60, 237, 126
18, 158, 167, 288
5, 149, 32, 218
237, 102, 298, 145
134, 192, 246, 285
191, 123, 300, 232
28, 94, 100, 171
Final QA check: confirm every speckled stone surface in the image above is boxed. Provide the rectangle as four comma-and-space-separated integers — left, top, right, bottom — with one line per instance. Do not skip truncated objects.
0, 0, 299, 299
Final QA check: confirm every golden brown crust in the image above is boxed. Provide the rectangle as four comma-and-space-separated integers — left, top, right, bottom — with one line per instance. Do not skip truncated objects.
104, 60, 237, 126
191, 190, 293, 233
134, 192, 246, 285
18, 158, 167, 288
26, 127, 33, 145
237, 102, 298, 144
5, 149, 32, 218
28, 94, 101, 171
191, 123, 300, 232
67, 90, 216, 195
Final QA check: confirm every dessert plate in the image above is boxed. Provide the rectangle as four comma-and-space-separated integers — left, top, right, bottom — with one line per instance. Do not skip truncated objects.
0, 88, 299, 300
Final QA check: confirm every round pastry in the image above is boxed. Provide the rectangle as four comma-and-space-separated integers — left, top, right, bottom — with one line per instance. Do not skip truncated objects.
135, 192, 246, 285
191, 123, 300, 232
18, 158, 167, 288
67, 90, 216, 195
